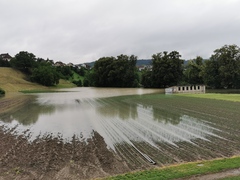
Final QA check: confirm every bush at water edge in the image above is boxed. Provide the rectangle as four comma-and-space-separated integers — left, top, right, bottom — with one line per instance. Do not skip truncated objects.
0, 88, 5, 95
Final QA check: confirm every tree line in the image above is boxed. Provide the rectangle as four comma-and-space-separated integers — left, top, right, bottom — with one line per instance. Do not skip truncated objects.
1, 44, 240, 89
90, 54, 139, 87
183, 44, 240, 89
0, 51, 85, 86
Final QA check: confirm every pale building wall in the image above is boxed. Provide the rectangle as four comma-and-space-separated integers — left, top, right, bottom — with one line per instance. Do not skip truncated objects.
165, 85, 205, 94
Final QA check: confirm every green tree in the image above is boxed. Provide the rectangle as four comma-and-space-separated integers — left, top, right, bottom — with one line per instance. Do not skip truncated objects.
56, 66, 73, 79
203, 44, 240, 88
10, 51, 37, 74
72, 79, 82, 87
93, 55, 139, 87
151, 51, 183, 88
116, 54, 138, 87
184, 56, 204, 85
0, 88, 5, 95
83, 70, 96, 87
203, 59, 220, 88
71, 66, 85, 76
83, 79, 90, 87
141, 70, 152, 88
31, 65, 59, 86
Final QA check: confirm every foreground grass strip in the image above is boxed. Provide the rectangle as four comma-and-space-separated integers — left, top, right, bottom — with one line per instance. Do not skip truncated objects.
220, 176, 240, 180
176, 93, 240, 102
105, 156, 240, 180
19, 89, 70, 93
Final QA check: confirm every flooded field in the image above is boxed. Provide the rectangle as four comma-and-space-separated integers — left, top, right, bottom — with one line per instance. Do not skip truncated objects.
1, 87, 240, 179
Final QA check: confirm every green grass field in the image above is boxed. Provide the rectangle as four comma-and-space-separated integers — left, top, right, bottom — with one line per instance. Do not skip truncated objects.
176, 93, 240, 102
0, 67, 48, 92
220, 176, 240, 180
105, 156, 240, 180
104, 93, 240, 180
0, 67, 76, 92
69, 71, 84, 82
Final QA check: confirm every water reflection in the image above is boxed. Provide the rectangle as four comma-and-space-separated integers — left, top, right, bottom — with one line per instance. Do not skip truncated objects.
0, 98, 56, 125
0, 88, 222, 150
153, 106, 181, 125
95, 97, 138, 120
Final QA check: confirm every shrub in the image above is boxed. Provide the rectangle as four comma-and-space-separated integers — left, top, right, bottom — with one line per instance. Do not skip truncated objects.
72, 80, 82, 87
0, 88, 5, 95
31, 65, 59, 86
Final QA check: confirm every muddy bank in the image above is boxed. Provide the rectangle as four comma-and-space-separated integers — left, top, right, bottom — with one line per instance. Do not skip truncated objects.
0, 126, 133, 180
0, 94, 33, 114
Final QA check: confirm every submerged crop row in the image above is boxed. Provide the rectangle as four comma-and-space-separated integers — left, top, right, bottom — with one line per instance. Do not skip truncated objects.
1, 91, 240, 179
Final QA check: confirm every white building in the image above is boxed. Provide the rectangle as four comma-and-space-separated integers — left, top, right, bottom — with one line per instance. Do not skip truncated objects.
165, 85, 206, 94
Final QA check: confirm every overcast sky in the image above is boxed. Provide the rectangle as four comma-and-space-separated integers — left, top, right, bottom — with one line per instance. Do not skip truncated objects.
1, 0, 240, 64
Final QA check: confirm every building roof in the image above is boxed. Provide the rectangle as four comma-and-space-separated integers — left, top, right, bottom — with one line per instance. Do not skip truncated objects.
0, 53, 12, 59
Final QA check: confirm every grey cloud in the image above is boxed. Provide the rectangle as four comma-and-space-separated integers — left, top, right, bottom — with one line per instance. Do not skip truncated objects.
1, 0, 240, 63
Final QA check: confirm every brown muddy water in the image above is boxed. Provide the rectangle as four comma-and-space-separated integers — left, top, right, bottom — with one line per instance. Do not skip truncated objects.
0, 88, 164, 144
1, 87, 240, 169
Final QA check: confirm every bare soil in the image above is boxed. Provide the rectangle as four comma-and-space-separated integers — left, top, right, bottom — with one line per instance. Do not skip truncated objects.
0, 95, 130, 179
1, 128, 239, 180
0, 93, 152, 180
1, 93, 240, 179
0, 126, 132, 180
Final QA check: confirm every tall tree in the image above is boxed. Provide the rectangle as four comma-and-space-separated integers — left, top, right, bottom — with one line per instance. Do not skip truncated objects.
10, 51, 37, 74
93, 55, 139, 87
203, 44, 240, 88
94, 56, 115, 87
31, 64, 59, 86
184, 56, 204, 85
117, 54, 138, 87
151, 51, 183, 88
141, 70, 153, 88
56, 66, 73, 79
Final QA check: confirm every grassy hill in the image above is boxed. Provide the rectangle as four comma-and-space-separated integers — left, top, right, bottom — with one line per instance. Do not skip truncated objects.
0, 67, 75, 92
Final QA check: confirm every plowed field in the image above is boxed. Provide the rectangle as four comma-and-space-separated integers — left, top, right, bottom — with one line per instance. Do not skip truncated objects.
1, 89, 240, 179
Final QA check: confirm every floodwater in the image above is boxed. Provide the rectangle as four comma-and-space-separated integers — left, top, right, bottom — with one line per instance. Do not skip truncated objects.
0, 88, 224, 152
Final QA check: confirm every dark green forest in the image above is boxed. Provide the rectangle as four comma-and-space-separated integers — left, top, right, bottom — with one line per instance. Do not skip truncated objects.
1, 44, 240, 89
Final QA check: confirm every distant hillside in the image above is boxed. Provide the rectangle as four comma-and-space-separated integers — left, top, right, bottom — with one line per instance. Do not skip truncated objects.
0, 67, 48, 92
0, 68, 77, 92
82, 59, 193, 68
136, 59, 152, 66
84, 61, 95, 68
183, 59, 209, 66
81, 59, 153, 68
